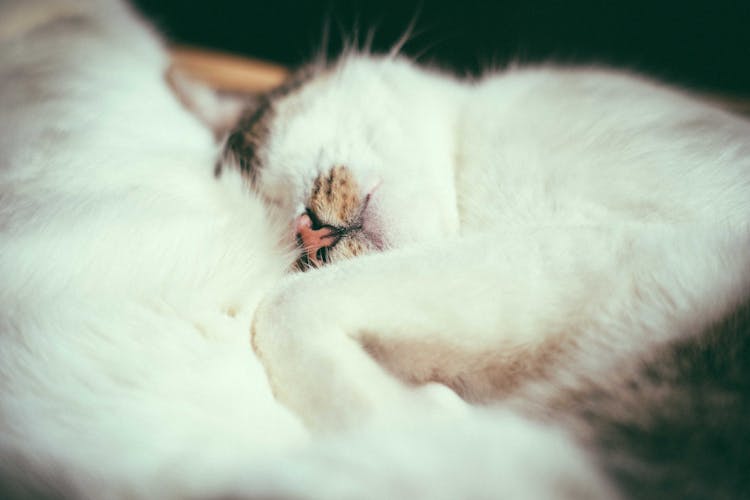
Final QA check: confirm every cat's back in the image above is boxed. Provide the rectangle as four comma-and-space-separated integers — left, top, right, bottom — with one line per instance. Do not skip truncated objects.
456, 65, 750, 229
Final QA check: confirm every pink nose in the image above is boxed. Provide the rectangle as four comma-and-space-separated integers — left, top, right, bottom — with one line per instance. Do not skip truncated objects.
295, 213, 339, 266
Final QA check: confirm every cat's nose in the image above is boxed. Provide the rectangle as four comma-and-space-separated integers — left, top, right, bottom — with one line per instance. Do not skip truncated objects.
295, 213, 340, 266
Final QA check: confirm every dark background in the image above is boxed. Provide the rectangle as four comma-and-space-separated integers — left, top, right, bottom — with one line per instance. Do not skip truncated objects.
132, 0, 750, 96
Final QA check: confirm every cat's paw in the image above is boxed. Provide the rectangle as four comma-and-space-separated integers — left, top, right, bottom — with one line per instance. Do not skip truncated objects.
250, 282, 312, 399
251, 283, 385, 430
251, 280, 469, 431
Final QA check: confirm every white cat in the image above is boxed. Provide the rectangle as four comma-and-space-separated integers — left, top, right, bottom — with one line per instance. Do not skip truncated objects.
221, 25, 750, 500
0, 0, 616, 498
2, 0, 749, 498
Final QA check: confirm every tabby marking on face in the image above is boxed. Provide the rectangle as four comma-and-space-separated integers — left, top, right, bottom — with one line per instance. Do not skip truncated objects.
295, 165, 378, 270
310, 165, 362, 226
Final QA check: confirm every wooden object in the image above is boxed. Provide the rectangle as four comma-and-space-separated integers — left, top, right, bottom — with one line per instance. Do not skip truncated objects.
170, 46, 288, 93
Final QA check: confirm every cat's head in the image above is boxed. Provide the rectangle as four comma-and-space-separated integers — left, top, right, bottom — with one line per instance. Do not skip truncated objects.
217, 54, 463, 270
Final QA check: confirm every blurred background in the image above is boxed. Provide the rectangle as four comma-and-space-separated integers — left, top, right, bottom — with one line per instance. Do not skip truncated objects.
133, 0, 750, 97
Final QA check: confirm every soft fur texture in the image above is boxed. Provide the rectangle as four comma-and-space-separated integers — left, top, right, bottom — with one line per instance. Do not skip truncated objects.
1, 0, 749, 498
224, 23, 750, 500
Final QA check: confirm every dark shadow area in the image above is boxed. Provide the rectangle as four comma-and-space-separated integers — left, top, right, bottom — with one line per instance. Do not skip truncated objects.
132, 0, 750, 95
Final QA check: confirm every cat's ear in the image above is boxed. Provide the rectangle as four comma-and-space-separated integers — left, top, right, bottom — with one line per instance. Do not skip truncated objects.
166, 67, 260, 140
216, 98, 273, 184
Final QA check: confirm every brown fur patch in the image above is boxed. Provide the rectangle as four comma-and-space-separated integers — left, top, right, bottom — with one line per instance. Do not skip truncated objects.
309, 165, 362, 227
221, 100, 273, 184
361, 332, 572, 404
219, 64, 319, 183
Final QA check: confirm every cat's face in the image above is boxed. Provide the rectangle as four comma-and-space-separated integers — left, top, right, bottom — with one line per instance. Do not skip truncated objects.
221, 55, 462, 269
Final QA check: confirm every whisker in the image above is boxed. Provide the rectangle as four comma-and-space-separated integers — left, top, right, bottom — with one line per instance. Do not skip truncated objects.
412, 35, 449, 63
388, 2, 422, 59
314, 15, 332, 68
363, 24, 379, 54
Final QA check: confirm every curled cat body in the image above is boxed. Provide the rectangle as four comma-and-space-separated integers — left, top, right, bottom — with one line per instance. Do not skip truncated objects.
2, 0, 749, 499
222, 28, 750, 500
0, 0, 618, 498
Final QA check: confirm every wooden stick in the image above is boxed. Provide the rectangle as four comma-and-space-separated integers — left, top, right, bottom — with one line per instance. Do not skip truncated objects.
170, 46, 288, 93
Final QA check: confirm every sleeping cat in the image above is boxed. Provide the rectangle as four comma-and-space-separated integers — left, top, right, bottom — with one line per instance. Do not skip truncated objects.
0, 0, 618, 498
217, 48, 750, 497
3, 0, 749, 498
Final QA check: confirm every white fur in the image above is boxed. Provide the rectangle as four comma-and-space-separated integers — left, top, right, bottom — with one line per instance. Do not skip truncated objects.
248, 35, 750, 494
251, 52, 750, 414
0, 1, 614, 498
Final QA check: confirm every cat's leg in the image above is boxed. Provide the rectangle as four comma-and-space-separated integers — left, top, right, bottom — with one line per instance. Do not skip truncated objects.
252, 224, 749, 430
